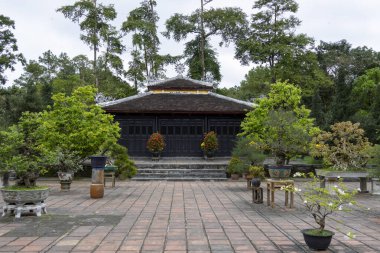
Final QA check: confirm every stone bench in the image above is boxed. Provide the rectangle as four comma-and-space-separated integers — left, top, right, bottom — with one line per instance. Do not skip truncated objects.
316, 170, 370, 193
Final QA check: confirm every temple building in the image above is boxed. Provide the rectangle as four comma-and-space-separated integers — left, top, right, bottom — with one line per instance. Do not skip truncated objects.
101, 76, 253, 157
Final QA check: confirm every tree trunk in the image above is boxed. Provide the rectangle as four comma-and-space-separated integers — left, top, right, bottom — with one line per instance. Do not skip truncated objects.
200, 0, 206, 79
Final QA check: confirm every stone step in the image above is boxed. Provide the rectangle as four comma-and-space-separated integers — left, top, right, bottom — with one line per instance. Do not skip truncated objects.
132, 177, 227, 181
132, 160, 228, 180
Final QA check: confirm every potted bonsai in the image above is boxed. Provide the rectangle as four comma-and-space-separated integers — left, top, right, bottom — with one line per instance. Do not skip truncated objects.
227, 157, 244, 180
147, 132, 165, 161
283, 173, 358, 250
248, 166, 265, 188
240, 82, 319, 178
0, 113, 53, 217
311, 121, 372, 190
201, 131, 218, 159
52, 150, 83, 191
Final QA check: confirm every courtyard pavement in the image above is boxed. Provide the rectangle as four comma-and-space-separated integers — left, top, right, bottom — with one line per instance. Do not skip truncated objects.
0, 180, 379, 253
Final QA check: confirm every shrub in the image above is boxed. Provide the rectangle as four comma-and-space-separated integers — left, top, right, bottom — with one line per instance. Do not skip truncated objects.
147, 132, 165, 153
201, 131, 218, 153
248, 166, 265, 179
311, 121, 372, 171
227, 157, 244, 175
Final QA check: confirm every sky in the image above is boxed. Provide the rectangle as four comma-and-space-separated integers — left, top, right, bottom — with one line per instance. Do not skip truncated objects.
1, 0, 380, 88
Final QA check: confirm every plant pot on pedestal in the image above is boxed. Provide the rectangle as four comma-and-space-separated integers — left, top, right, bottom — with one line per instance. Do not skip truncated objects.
251, 178, 261, 188
268, 165, 292, 178
57, 171, 74, 191
89, 156, 107, 198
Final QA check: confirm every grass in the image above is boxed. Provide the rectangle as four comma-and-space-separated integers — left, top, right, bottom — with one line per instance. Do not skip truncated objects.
2, 185, 49, 191
303, 229, 334, 237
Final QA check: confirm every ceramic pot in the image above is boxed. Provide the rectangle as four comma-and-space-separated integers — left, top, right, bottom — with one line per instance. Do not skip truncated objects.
301, 229, 334, 250
268, 165, 292, 178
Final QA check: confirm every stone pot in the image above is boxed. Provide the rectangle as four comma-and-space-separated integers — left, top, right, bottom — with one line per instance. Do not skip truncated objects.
90, 155, 107, 168
301, 229, 334, 250
151, 152, 161, 161
268, 165, 292, 178
1, 187, 49, 205
251, 178, 261, 188
230, 174, 240, 180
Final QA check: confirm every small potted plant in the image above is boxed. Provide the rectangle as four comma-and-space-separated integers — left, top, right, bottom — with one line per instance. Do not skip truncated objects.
227, 157, 244, 180
248, 166, 265, 187
147, 132, 165, 161
52, 150, 83, 191
283, 173, 358, 250
201, 131, 218, 159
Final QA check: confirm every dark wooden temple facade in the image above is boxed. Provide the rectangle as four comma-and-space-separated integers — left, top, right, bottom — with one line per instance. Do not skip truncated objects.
102, 76, 253, 157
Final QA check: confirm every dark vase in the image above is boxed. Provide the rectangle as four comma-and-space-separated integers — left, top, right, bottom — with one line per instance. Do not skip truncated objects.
90, 155, 107, 168
203, 150, 215, 159
268, 165, 292, 178
151, 151, 161, 161
251, 178, 261, 188
301, 229, 334, 250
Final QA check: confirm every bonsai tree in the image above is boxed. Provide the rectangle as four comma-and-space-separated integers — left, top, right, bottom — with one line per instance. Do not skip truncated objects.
248, 165, 265, 179
0, 112, 53, 187
201, 131, 218, 155
241, 81, 319, 165
283, 173, 358, 250
147, 132, 165, 153
232, 137, 266, 174
227, 157, 244, 178
311, 121, 372, 171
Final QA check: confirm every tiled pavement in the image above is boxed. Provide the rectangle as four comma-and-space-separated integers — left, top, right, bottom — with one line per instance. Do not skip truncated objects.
0, 180, 379, 253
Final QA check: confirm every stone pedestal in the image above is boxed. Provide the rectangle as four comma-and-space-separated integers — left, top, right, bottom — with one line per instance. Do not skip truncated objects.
252, 187, 263, 204
90, 183, 104, 198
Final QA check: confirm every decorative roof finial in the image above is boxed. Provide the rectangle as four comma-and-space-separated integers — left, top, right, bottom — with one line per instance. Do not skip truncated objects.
175, 63, 185, 76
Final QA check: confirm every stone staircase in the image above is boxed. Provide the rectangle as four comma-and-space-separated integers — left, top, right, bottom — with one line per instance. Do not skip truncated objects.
131, 157, 228, 181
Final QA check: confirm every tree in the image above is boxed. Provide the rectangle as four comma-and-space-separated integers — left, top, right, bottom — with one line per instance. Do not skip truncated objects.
57, 0, 117, 87
164, 5, 246, 80
0, 14, 24, 85
122, 0, 178, 89
38, 85, 136, 177
235, 0, 311, 82
316, 40, 380, 123
240, 81, 319, 165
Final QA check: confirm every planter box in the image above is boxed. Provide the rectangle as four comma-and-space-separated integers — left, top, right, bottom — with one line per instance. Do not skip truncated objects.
1, 188, 49, 205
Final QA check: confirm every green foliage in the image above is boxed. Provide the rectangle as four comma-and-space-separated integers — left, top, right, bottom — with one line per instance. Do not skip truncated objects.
311, 121, 372, 171
184, 38, 221, 82
241, 81, 319, 165
0, 14, 25, 85
103, 140, 137, 178
200, 131, 218, 153
232, 137, 266, 167
0, 112, 54, 187
248, 165, 265, 179
39, 86, 120, 161
284, 173, 357, 232
164, 6, 246, 80
57, 0, 119, 86
235, 0, 311, 77
227, 157, 244, 175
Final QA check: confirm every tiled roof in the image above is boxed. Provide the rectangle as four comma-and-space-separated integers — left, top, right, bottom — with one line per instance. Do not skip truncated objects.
147, 76, 213, 91
101, 92, 253, 114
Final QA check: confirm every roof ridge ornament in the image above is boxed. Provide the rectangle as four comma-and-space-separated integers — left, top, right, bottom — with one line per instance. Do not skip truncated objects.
175, 63, 185, 77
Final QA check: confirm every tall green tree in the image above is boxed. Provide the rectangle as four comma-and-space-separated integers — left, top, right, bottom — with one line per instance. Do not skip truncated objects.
122, 0, 177, 89
235, 0, 311, 82
57, 0, 117, 87
0, 14, 24, 85
164, 5, 246, 81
